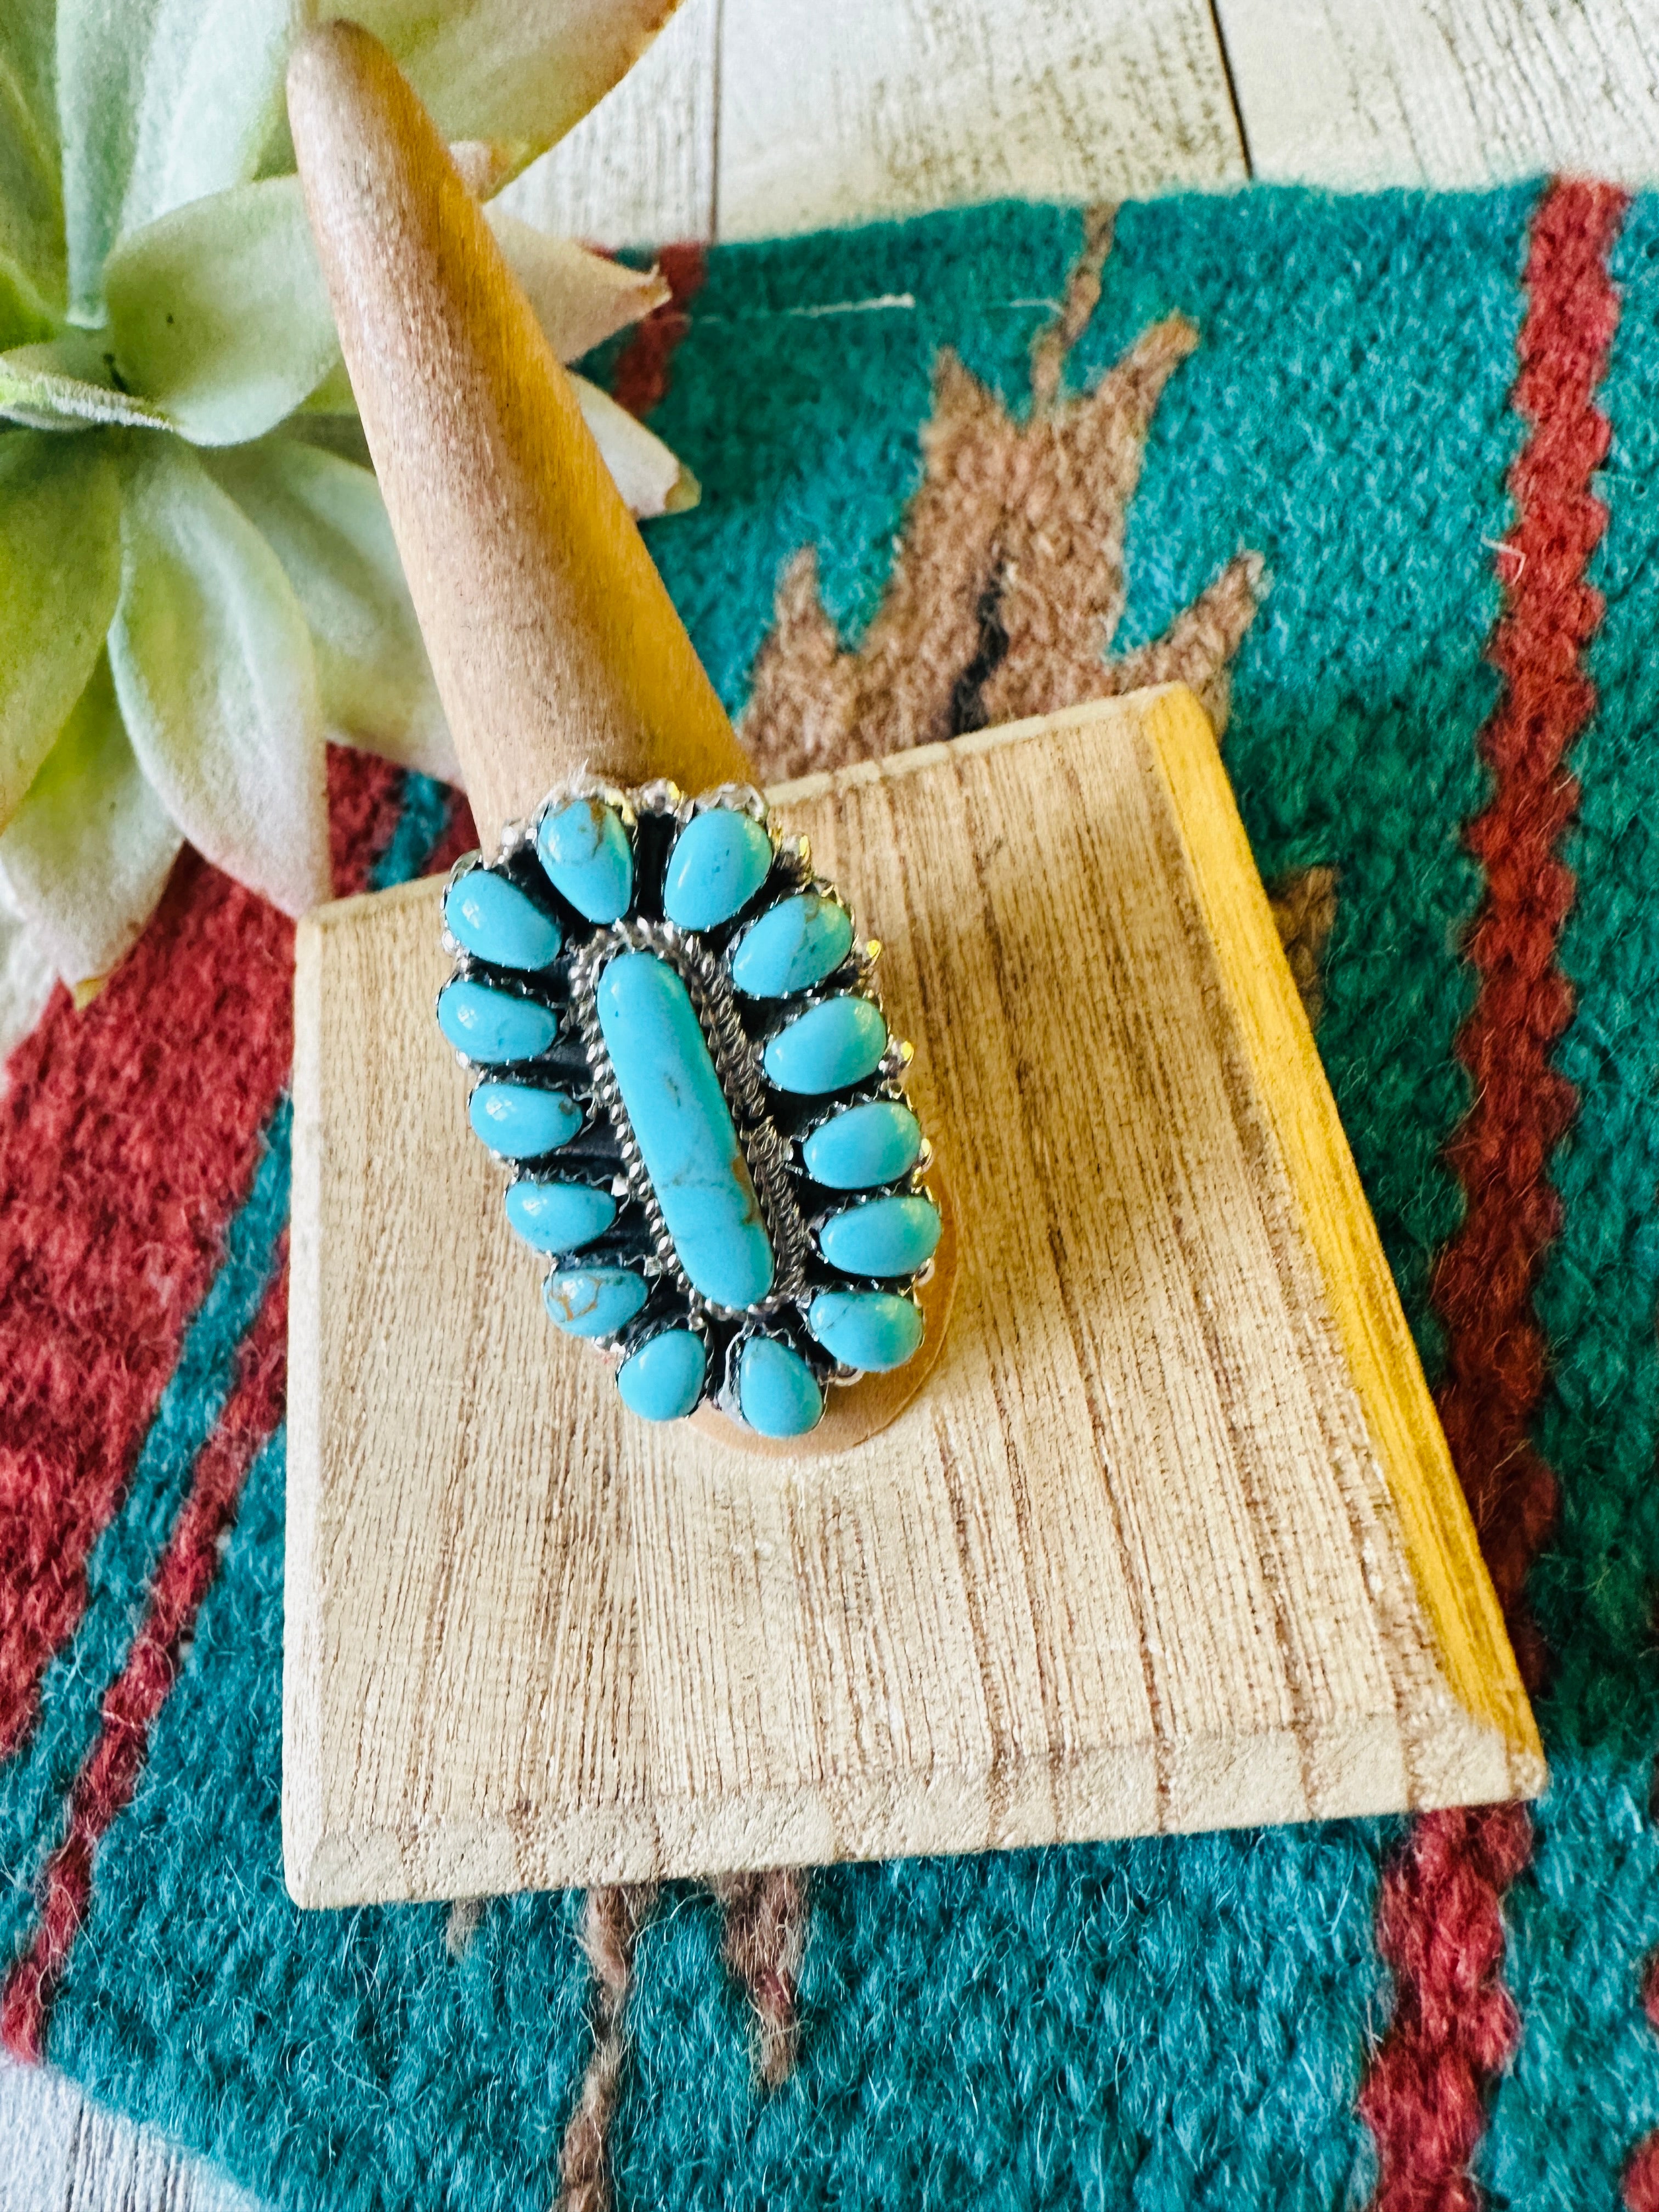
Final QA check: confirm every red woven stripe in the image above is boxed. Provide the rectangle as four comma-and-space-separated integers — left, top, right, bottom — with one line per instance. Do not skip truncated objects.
0, 749, 401, 1764
1, 1250, 290, 2062
1625, 1961, 1659, 2205
1435, 176, 1626, 1679
611, 243, 707, 420
1359, 176, 1627, 2212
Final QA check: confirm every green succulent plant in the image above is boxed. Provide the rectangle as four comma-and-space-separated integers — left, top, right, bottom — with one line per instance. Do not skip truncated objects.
0, 0, 689, 1002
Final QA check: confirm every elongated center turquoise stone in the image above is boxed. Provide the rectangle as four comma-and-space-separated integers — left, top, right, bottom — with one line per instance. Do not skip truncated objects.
596, 951, 775, 1310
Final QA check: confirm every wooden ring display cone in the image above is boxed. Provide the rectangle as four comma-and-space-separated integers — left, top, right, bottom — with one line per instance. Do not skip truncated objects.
288, 18, 955, 1453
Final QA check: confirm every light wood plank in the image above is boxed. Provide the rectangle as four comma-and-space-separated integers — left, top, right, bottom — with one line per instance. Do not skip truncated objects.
0, 2054, 260, 2212
1219, 0, 1659, 188
715, 0, 1247, 241
284, 687, 1542, 1908
492, 0, 718, 246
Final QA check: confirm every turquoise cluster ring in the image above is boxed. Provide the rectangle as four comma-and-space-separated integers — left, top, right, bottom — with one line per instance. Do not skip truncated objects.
436, 778, 941, 1437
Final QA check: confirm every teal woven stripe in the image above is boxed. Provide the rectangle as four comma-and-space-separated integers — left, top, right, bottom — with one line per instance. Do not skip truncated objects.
371, 771, 454, 893
51, 1431, 594, 2208
1098, 187, 1532, 1377
1482, 190, 1659, 2207
0, 1098, 291, 1970
0, 758, 444, 1980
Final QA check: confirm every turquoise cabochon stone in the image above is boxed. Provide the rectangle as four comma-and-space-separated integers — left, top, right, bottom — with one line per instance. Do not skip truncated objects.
663, 807, 774, 931
738, 1334, 823, 1437
808, 1288, 923, 1372
617, 1329, 706, 1422
819, 1193, 940, 1277
730, 891, 854, 999
802, 1098, 922, 1189
762, 994, 887, 1094
504, 1179, 617, 1253
437, 978, 559, 1063
597, 951, 775, 1310
469, 1081, 582, 1158
443, 868, 562, 970
544, 1266, 646, 1338
536, 796, 634, 922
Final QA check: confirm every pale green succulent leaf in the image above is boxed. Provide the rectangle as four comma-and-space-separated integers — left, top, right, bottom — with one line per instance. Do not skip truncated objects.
569, 373, 699, 518
0, 652, 182, 988
0, 330, 174, 430
0, 890, 58, 1057
109, 437, 330, 918
487, 213, 668, 362
103, 175, 340, 446
58, 0, 299, 321
0, 35, 65, 325
0, 0, 55, 157
208, 437, 461, 785
296, 356, 357, 417
352, 0, 684, 155
0, 262, 57, 356
0, 428, 121, 827
282, 411, 372, 468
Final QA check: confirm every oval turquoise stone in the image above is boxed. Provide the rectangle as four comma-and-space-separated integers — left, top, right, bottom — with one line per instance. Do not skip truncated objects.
663, 808, 773, 931
544, 1266, 646, 1338
618, 1329, 706, 1422
730, 892, 854, 999
536, 796, 634, 922
802, 1099, 922, 1189
820, 1193, 941, 1277
762, 994, 887, 1094
437, 978, 558, 1063
808, 1288, 923, 1372
444, 868, 562, 970
597, 951, 775, 1309
469, 1081, 582, 1158
738, 1334, 823, 1437
505, 1178, 617, 1253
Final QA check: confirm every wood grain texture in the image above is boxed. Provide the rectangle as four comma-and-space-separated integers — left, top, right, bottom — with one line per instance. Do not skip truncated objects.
494, 0, 718, 246
716, 0, 1247, 240
384, 0, 1659, 255
286, 22, 750, 843
284, 687, 1542, 1908
0, 2054, 259, 2212
1218, 0, 1659, 188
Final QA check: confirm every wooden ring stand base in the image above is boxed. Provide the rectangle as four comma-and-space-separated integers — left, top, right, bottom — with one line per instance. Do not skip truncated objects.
284, 691, 1543, 1910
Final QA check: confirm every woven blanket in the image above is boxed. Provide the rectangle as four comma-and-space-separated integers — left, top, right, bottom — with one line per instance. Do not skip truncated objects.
3, 180, 1658, 2212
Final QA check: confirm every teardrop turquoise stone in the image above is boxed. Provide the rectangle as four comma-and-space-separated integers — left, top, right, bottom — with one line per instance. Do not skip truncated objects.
544, 1266, 646, 1338
808, 1288, 923, 1372
762, 995, 887, 1094
738, 1334, 823, 1437
536, 797, 634, 921
820, 1193, 941, 1277
437, 978, 558, 1063
802, 1099, 922, 1189
597, 951, 775, 1309
444, 868, 562, 969
469, 1081, 582, 1158
505, 1179, 617, 1253
663, 807, 773, 930
730, 892, 853, 999
618, 1329, 706, 1422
